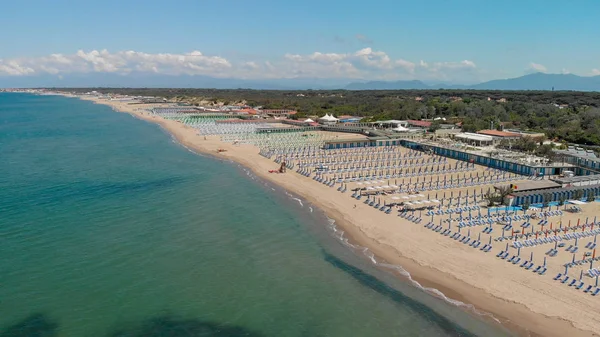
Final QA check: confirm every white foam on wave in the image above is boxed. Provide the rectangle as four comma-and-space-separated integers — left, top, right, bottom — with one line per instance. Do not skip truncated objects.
292, 198, 304, 207
324, 217, 501, 325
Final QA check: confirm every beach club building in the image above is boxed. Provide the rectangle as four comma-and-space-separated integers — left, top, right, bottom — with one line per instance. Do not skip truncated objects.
407, 120, 432, 129
509, 183, 600, 206
476, 129, 522, 144
554, 146, 600, 175
454, 132, 495, 146
323, 134, 419, 149
400, 140, 574, 176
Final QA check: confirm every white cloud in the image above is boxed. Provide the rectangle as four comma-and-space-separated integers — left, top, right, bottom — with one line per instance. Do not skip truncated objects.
528, 62, 547, 73
0, 50, 231, 77
592, 69, 600, 76
0, 60, 35, 75
0, 48, 479, 82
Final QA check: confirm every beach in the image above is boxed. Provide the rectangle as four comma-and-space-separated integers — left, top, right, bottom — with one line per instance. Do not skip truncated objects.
76, 96, 600, 337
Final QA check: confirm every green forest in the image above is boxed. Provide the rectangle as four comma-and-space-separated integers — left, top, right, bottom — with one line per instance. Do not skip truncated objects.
62, 88, 600, 146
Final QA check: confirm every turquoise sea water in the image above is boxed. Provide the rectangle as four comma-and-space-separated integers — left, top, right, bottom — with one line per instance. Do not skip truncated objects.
0, 93, 515, 337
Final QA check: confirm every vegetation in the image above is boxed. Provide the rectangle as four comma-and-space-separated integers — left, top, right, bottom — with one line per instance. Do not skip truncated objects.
558, 195, 567, 207
522, 200, 530, 211
483, 186, 513, 206
541, 193, 552, 208
587, 190, 596, 202
61, 88, 600, 145
574, 190, 584, 200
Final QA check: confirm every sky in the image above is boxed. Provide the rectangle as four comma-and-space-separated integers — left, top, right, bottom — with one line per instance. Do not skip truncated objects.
1, 0, 599, 84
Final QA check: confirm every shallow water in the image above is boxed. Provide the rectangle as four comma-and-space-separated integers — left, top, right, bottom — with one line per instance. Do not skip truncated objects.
0, 93, 515, 336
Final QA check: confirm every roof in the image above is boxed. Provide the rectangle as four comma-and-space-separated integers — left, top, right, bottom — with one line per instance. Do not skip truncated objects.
551, 175, 600, 184
477, 129, 521, 137
338, 115, 362, 120
376, 120, 407, 124
407, 120, 432, 127
325, 138, 369, 144
555, 147, 598, 159
511, 184, 600, 198
455, 132, 494, 142
495, 180, 560, 192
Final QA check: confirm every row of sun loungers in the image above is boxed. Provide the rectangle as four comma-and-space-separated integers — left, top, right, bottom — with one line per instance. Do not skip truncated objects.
306, 159, 450, 168
552, 273, 600, 295
422, 221, 493, 252
496, 251, 548, 274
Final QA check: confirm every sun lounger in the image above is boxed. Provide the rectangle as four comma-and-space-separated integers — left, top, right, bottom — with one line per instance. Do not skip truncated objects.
592, 288, 600, 296
561, 276, 570, 284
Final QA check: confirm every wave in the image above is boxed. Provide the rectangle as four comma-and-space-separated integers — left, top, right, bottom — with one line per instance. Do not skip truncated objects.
324, 216, 502, 325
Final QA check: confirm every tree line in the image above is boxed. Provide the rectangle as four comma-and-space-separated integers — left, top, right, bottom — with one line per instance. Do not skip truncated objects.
59, 88, 600, 146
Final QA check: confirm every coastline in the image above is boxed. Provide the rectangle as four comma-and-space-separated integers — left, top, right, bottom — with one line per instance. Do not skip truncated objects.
73, 95, 599, 337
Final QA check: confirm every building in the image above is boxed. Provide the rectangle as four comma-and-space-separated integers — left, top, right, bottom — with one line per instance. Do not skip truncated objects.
509, 184, 600, 206
554, 146, 600, 175
401, 140, 574, 176
261, 109, 297, 118
407, 120, 432, 129
550, 175, 600, 188
454, 132, 494, 146
476, 129, 521, 141
373, 120, 409, 128
434, 128, 461, 138
323, 135, 415, 149
495, 180, 560, 194
338, 115, 364, 123
504, 129, 546, 140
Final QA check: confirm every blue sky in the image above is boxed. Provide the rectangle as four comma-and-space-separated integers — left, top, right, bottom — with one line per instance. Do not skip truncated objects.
1, 0, 599, 83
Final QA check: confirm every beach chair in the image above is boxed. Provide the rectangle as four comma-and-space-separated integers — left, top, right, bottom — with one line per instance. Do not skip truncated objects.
583, 285, 593, 293
576, 282, 585, 290
561, 276, 570, 283
592, 288, 600, 296
568, 279, 577, 286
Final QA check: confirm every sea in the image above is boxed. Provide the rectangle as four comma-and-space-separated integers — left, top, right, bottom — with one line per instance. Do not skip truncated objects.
0, 93, 515, 337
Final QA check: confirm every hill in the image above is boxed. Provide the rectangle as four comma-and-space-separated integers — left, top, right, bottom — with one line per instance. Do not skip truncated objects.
344, 73, 600, 91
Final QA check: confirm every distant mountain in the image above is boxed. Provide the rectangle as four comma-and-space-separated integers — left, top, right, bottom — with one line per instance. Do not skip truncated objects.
2, 72, 600, 91
471, 73, 600, 91
345, 80, 431, 90
344, 73, 600, 91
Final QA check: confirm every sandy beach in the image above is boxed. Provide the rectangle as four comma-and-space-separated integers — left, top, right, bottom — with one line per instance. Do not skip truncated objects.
75, 96, 600, 337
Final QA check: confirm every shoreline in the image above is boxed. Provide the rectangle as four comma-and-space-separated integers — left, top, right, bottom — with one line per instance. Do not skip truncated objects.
71, 95, 599, 337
